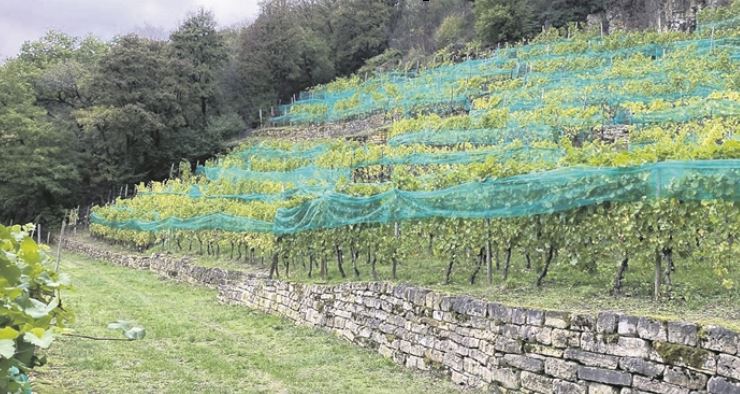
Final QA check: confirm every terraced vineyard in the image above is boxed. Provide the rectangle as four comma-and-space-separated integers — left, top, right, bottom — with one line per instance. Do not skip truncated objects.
90, 18, 739, 304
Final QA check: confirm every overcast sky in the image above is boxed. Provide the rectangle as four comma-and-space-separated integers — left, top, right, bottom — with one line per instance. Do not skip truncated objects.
0, 0, 261, 60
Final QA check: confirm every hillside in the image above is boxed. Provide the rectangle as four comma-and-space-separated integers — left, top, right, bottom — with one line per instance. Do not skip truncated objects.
86, 11, 740, 328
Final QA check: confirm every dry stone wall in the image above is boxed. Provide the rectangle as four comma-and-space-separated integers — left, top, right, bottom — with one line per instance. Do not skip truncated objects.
219, 280, 740, 394
63, 238, 262, 286
64, 239, 740, 393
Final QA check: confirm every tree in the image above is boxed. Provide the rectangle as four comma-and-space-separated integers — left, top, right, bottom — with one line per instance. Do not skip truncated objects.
436, 14, 469, 49
474, 0, 535, 45
331, 0, 395, 74
390, 0, 474, 54
79, 34, 180, 191
170, 9, 228, 127
0, 59, 81, 225
232, 0, 336, 125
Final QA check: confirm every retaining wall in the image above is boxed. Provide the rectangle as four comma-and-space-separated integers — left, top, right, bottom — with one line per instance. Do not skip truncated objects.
63, 238, 261, 286
65, 238, 740, 393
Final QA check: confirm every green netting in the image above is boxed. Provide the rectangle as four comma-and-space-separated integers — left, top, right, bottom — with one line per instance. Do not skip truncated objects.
629, 99, 740, 124
237, 144, 329, 166
271, 36, 739, 125
195, 165, 350, 187
466, 72, 727, 115
389, 126, 559, 146
90, 212, 274, 233
389, 98, 739, 146
93, 160, 740, 234
273, 160, 739, 234
352, 146, 564, 167
137, 185, 310, 202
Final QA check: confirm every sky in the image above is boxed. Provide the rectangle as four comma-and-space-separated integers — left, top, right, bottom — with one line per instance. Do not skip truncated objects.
0, 0, 261, 60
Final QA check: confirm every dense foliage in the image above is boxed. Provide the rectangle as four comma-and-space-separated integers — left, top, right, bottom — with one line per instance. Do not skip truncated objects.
0, 225, 70, 393
0, 11, 240, 228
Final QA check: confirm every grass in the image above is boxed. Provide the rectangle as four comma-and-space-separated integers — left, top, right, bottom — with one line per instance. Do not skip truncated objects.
34, 253, 468, 394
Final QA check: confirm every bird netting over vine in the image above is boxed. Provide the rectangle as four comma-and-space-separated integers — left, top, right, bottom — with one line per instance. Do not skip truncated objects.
270, 36, 740, 126
137, 185, 309, 202
195, 165, 350, 188
352, 146, 564, 167
237, 143, 329, 165
90, 212, 274, 233
91, 160, 740, 235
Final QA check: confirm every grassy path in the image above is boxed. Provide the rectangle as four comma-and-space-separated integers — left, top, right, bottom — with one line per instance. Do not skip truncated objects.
34, 254, 464, 393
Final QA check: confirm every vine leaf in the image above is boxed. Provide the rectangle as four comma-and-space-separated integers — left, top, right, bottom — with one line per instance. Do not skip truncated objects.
23, 329, 54, 348
24, 297, 59, 319
0, 339, 16, 358
0, 327, 19, 340
107, 320, 146, 340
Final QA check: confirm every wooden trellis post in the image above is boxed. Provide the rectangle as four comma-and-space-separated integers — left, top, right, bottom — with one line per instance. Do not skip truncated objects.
55, 219, 66, 272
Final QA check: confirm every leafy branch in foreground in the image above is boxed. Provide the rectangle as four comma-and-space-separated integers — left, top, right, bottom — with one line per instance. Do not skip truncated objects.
0, 224, 72, 394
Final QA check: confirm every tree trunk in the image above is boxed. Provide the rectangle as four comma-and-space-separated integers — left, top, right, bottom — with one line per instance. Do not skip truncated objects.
308, 253, 314, 278
269, 252, 279, 279
445, 253, 455, 285
470, 248, 485, 284
350, 244, 360, 278
320, 254, 327, 281
486, 219, 493, 285
391, 256, 398, 280
371, 256, 378, 281
502, 245, 513, 280
525, 252, 532, 270
486, 242, 493, 285
662, 247, 673, 294
336, 245, 346, 278
612, 253, 629, 296
535, 245, 555, 287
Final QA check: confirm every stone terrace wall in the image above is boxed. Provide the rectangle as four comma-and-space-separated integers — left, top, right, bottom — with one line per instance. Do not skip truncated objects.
64, 238, 740, 393
63, 238, 263, 286
219, 280, 740, 394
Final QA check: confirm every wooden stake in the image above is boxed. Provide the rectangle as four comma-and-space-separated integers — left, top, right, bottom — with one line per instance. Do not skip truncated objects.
653, 249, 661, 301
485, 219, 493, 286
55, 220, 66, 272
37, 223, 41, 244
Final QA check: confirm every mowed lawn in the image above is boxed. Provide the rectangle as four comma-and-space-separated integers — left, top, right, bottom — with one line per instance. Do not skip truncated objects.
34, 254, 465, 394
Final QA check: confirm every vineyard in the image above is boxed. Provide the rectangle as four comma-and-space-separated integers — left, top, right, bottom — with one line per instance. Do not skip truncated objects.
90, 14, 740, 306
